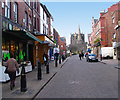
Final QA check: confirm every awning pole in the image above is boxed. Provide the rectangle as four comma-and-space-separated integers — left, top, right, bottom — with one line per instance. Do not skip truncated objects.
0, 1, 2, 99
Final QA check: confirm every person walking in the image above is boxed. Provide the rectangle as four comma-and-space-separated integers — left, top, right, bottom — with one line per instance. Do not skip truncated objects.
4, 52, 19, 90
79, 53, 82, 60
81, 52, 84, 59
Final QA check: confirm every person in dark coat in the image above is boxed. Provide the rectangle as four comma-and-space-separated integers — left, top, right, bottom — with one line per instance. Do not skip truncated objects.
81, 52, 84, 59
79, 53, 82, 60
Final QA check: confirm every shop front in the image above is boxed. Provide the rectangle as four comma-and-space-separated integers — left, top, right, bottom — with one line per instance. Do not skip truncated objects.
34, 34, 54, 66
114, 42, 120, 60
1, 17, 42, 82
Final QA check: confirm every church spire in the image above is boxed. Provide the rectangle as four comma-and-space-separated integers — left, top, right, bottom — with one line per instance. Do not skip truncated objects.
78, 24, 81, 34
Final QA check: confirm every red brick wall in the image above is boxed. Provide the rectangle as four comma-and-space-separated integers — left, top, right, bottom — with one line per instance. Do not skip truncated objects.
2, 1, 40, 33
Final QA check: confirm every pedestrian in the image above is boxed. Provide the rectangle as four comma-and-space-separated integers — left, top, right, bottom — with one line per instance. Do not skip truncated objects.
4, 52, 19, 90
79, 53, 82, 60
86, 52, 89, 61
81, 52, 84, 59
43, 52, 48, 66
62, 55, 65, 62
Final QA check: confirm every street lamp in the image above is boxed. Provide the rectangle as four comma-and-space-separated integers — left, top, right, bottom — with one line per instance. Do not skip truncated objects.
0, 2, 2, 99
100, 38, 103, 61
0, 1, 2, 67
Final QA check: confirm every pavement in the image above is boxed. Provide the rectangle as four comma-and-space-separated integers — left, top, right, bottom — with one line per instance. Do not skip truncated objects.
1, 57, 69, 99
99, 59, 119, 68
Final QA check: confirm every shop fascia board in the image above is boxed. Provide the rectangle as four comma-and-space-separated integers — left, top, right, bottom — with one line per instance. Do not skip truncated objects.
35, 34, 54, 45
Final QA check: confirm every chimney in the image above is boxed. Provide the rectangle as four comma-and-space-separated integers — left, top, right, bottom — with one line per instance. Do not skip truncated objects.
100, 10, 105, 16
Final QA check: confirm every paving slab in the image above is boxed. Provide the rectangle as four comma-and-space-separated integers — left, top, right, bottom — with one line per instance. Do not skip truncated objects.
2, 57, 69, 99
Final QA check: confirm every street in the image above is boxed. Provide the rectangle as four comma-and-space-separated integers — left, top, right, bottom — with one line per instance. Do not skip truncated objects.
35, 55, 118, 99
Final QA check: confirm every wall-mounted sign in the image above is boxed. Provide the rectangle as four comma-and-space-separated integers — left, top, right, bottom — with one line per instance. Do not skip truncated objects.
9, 24, 13, 30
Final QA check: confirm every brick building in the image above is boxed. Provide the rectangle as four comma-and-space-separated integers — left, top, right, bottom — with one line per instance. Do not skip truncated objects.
89, 2, 120, 59
53, 28, 66, 55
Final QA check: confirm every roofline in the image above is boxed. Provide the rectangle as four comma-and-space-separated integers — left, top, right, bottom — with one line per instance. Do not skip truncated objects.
40, 3, 54, 21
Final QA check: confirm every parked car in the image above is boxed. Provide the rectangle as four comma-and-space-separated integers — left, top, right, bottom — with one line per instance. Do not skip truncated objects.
86, 54, 98, 62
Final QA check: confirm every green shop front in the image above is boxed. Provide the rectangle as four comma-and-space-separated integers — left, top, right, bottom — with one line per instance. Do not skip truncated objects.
1, 17, 41, 82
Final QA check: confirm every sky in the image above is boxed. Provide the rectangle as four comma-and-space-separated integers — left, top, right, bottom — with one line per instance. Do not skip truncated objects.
41, 1, 118, 45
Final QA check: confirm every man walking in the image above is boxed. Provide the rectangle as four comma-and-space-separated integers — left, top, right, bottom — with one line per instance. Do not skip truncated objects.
79, 53, 82, 60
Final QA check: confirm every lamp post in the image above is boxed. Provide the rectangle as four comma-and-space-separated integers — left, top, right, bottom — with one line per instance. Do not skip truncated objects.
100, 38, 103, 61
0, 1, 2, 100
0, 1, 2, 67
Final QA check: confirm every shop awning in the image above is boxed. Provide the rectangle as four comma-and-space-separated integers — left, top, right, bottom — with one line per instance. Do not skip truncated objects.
3, 30, 42, 43
26, 32, 42, 43
35, 34, 54, 46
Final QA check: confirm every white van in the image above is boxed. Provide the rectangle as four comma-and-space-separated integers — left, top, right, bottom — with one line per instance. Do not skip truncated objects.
101, 47, 113, 59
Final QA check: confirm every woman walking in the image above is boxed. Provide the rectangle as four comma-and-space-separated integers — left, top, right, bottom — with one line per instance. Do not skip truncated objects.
4, 52, 19, 90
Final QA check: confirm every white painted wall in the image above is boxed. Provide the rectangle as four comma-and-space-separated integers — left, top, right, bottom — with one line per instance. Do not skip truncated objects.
40, 5, 48, 34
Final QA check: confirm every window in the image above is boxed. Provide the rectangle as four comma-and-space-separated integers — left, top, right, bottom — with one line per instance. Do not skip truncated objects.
5, 0, 10, 18
47, 17, 49, 24
43, 11, 44, 20
37, 18, 39, 31
37, 2, 39, 12
34, 2, 36, 9
28, 0, 31, 6
25, 12, 28, 29
14, 2, 18, 23
47, 28, 49, 35
29, 16, 31, 31
43, 24, 44, 34
34, 17, 36, 29
45, 26, 46, 34
112, 16, 115, 24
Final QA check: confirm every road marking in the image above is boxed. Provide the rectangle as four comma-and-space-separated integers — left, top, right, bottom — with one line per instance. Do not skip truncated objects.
69, 81, 80, 85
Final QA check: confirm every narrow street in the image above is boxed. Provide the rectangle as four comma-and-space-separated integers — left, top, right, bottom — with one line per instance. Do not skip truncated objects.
35, 55, 118, 98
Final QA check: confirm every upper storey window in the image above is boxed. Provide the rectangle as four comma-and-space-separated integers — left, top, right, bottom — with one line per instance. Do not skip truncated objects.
5, 0, 10, 18
14, 2, 18, 23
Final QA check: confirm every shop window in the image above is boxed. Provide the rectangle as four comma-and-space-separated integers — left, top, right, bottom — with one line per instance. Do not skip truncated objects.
2, 40, 26, 63
2, 39, 10, 62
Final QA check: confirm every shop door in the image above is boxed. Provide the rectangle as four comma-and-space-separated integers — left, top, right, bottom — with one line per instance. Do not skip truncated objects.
28, 44, 34, 69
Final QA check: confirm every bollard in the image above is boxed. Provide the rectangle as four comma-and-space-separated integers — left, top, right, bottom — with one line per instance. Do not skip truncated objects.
38, 61, 42, 80
55, 57, 58, 67
59, 56, 61, 64
21, 64, 27, 92
46, 62, 49, 74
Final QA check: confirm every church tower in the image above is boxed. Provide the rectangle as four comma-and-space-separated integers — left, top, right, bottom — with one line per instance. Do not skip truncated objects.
78, 25, 82, 43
